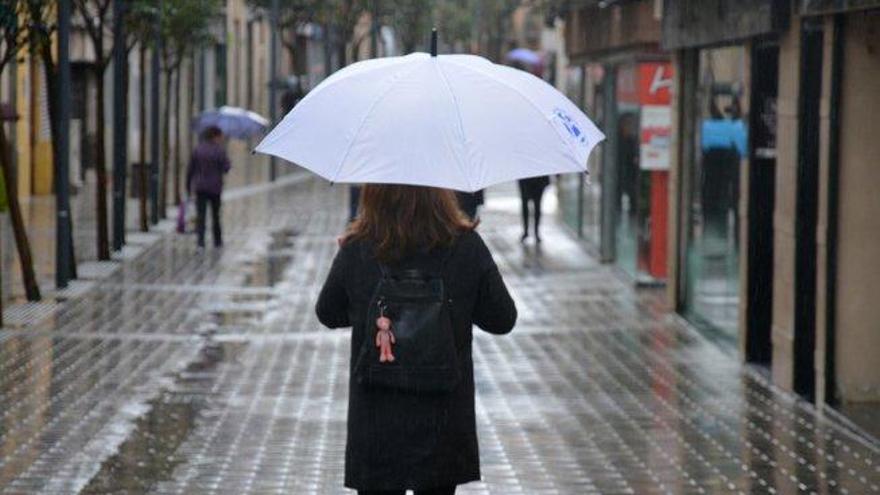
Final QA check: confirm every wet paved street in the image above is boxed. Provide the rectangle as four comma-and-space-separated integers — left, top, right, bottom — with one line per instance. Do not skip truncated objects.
1, 143, 273, 308
1, 177, 879, 494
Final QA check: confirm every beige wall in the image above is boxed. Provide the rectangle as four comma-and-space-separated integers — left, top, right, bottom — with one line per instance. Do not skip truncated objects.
833, 11, 880, 403
814, 16, 837, 407
667, 51, 684, 313
771, 14, 801, 392
736, 45, 752, 359
772, 10, 880, 403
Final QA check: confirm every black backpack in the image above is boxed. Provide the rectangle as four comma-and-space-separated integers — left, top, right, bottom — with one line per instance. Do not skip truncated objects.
353, 252, 461, 394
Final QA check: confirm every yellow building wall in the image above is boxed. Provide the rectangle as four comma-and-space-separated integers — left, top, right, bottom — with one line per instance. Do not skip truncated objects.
14, 55, 54, 197
30, 60, 54, 196
15, 60, 32, 199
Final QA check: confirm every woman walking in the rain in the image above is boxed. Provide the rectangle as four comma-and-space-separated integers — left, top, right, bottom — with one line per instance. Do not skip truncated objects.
316, 185, 517, 495
187, 125, 231, 249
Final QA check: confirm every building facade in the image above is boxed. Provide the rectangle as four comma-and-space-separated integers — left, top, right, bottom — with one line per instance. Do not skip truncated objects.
561, 0, 672, 284
662, 0, 879, 437
562, 0, 880, 438
2, 47, 55, 199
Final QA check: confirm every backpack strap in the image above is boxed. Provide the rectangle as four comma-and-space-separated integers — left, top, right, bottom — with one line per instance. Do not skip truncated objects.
377, 261, 390, 280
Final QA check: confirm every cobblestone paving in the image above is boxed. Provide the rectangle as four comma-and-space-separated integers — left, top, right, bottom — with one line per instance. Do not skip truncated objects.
1, 178, 878, 494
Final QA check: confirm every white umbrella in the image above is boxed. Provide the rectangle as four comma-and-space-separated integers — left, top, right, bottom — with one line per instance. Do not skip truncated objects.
255, 52, 604, 192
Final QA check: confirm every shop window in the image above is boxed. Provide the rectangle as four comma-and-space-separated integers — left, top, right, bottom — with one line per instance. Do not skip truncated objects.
613, 62, 673, 282
683, 46, 749, 338
558, 66, 585, 234
557, 64, 604, 247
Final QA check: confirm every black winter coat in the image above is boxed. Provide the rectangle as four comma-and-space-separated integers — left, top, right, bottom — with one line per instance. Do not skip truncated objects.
315, 230, 517, 491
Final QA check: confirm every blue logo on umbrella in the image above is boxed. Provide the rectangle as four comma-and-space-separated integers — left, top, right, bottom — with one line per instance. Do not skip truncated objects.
554, 108, 588, 147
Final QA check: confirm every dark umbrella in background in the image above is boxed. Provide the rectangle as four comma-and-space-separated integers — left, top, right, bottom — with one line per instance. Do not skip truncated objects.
505, 48, 544, 75
192, 106, 269, 140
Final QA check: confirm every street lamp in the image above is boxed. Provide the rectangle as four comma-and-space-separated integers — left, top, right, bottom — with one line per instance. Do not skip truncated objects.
268, 0, 279, 181
57, 0, 73, 288
150, 0, 162, 224
112, 0, 127, 250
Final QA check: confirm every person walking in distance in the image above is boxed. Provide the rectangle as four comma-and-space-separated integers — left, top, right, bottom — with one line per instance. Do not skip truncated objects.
316, 185, 517, 495
518, 175, 550, 243
187, 126, 231, 249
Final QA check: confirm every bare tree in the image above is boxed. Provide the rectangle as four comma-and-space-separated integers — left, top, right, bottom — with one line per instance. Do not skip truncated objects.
0, 0, 41, 318
247, 0, 323, 74
125, 0, 157, 232
157, 0, 219, 209
324, 0, 367, 67
25, 0, 79, 277
382, 0, 435, 55
73, 0, 114, 260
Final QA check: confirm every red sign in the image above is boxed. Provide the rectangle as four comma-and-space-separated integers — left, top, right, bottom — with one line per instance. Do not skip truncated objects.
638, 62, 673, 105
615, 62, 673, 106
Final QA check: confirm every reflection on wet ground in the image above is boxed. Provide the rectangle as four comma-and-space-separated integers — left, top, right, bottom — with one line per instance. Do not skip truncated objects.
1, 147, 277, 308
0, 179, 878, 494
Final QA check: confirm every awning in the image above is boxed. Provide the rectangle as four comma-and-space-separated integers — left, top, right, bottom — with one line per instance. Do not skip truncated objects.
800, 0, 880, 15
662, 0, 790, 50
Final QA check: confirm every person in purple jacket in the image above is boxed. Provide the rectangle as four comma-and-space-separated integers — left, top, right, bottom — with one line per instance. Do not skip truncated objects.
187, 126, 231, 248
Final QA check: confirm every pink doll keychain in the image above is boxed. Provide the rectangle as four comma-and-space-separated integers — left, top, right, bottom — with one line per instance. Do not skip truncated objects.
375, 305, 396, 363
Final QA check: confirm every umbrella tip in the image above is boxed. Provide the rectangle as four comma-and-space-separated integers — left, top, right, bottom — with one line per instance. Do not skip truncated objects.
430, 28, 437, 57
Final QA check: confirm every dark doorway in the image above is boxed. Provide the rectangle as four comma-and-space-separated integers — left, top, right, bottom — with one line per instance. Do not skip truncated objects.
794, 20, 823, 402
745, 42, 779, 366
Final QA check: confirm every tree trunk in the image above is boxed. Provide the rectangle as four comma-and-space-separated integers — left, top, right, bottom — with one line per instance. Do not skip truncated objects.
173, 67, 181, 206
0, 124, 41, 302
286, 45, 298, 77
323, 23, 333, 77
95, 66, 111, 260
139, 46, 148, 232
160, 69, 172, 218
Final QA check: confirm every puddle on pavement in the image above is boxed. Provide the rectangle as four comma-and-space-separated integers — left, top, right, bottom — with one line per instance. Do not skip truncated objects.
242, 228, 296, 288
81, 230, 296, 494
209, 228, 297, 328
80, 342, 244, 494
81, 229, 295, 492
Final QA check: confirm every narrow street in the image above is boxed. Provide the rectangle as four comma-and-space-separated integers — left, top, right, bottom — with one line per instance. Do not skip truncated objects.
1, 177, 878, 494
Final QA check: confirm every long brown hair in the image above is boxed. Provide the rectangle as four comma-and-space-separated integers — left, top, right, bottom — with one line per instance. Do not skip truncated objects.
344, 184, 475, 263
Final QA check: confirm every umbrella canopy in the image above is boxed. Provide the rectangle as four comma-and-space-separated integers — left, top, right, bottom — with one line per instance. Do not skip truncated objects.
505, 48, 543, 68
256, 53, 604, 192
193, 106, 269, 139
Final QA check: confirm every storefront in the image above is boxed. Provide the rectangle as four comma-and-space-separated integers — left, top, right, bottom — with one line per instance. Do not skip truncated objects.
663, 0, 787, 345
682, 45, 750, 338
662, 0, 880, 438
556, 64, 602, 247
561, 0, 670, 280
788, 0, 880, 436
611, 61, 672, 282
